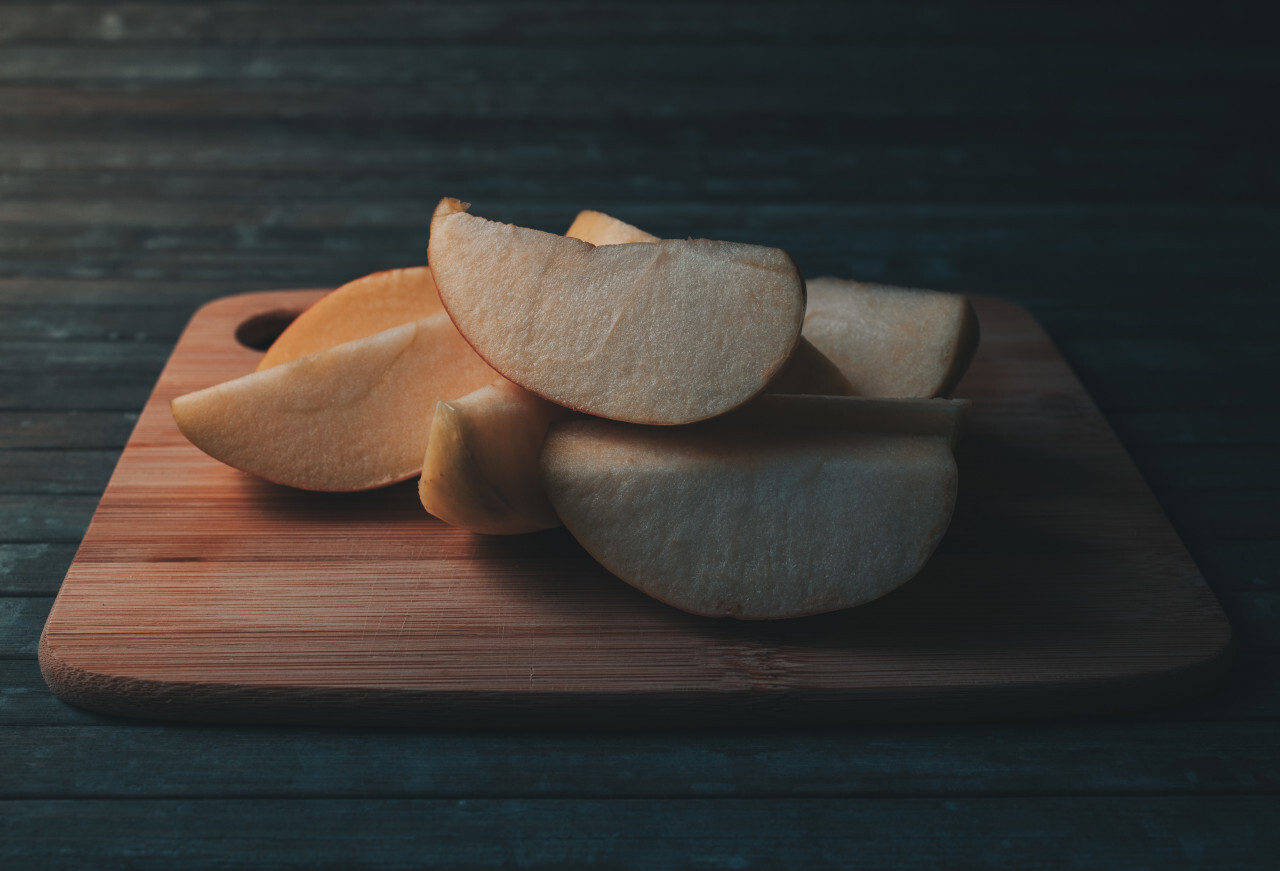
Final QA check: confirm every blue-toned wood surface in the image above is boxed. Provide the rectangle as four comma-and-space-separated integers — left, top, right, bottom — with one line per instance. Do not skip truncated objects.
1, 1, 1277, 867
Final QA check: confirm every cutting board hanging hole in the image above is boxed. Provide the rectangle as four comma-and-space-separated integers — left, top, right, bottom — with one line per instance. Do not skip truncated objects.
235, 309, 301, 351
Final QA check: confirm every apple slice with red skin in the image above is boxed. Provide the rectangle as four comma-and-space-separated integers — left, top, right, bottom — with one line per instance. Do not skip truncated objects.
540, 395, 968, 619
803, 277, 980, 398
172, 312, 498, 491
257, 266, 443, 371
428, 198, 806, 426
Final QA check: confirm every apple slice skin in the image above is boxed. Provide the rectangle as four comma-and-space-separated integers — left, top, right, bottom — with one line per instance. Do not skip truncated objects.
429, 198, 806, 426
803, 278, 980, 398
173, 313, 497, 492
541, 397, 962, 620
257, 266, 443, 371
420, 379, 572, 535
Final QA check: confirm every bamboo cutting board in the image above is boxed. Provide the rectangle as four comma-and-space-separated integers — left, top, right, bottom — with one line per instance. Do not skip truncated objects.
40, 291, 1232, 726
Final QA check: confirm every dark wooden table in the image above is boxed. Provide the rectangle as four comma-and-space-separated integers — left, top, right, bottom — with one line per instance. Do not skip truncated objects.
3, 2, 1278, 867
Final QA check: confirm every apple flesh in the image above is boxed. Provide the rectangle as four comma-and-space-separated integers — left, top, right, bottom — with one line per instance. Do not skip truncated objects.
803, 277, 980, 398
257, 266, 443, 371
173, 312, 497, 491
428, 198, 806, 426
540, 395, 967, 619
420, 379, 573, 534
565, 210, 659, 245
565, 211, 850, 397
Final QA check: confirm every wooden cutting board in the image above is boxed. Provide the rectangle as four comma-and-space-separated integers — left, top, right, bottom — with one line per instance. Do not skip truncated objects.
40, 291, 1233, 726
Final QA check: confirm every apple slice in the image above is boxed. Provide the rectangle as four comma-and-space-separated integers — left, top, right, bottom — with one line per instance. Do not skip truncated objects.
565, 210, 659, 246
420, 378, 573, 534
172, 312, 498, 491
541, 395, 968, 619
257, 266, 443, 371
566, 210, 850, 397
416, 208, 651, 534
428, 198, 806, 426
802, 277, 980, 398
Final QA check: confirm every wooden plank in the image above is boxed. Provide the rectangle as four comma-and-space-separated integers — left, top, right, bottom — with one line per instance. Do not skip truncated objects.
0, 543, 77, 595
0, 450, 116, 494
0, 597, 50, 657
0, 496, 97, 543
0, 278, 271, 308
1220, 593, 1280, 653
1038, 306, 1280, 339
0, 72, 1271, 121
1, 44, 1275, 89
2, 720, 1279, 799
0, 340, 172, 373
36, 292, 1233, 726
1157, 491, 1280, 543
10, 152, 1278, 204
1180, 653, 1280, 719
0, 661, 119, 724
0, 411, 138, 449
1129, 447, 1280, 492
0, 305, 192, 342
2, 2, 1276, 45
0, 797, 1276, 870
3, 121, 1273, 179
1192, 542, 1280, 592
0, 374, 154, 411
1112, 411, 1280, 447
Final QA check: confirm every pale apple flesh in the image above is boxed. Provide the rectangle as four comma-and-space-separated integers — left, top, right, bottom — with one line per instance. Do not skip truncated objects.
540, 395, 966, 619
428, 198, 806, 426
565, 213, 851, 397
565, 210, 659, 246
256, 266, 443, 371
420, 378, 572, 535
173, 312, 498, 491
803, 277, 980, 398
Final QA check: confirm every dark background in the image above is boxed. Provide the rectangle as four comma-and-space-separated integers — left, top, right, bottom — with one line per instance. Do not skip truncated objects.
2, 2, 1278, 867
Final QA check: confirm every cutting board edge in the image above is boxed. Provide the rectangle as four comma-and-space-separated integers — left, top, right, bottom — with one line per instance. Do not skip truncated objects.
38, 615, 1236, 727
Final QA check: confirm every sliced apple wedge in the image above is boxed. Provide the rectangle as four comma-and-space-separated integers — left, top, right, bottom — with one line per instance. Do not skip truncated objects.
428, 198, 806, 426
257, 266, 443, 371
567, 211, 850, 398
173, 312, 498, 491
802, 277, 980, 398
541, 395, 968, 619
565, 210, 659, 246
420, 379, 573, 534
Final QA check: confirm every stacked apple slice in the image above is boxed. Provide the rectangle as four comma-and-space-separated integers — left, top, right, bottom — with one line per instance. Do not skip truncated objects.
172, 200, 979, 619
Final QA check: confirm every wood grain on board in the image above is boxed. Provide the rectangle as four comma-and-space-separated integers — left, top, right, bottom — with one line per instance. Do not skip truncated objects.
38, 291, 1233, 726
